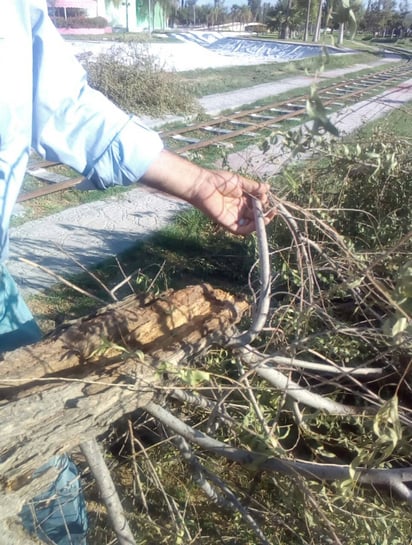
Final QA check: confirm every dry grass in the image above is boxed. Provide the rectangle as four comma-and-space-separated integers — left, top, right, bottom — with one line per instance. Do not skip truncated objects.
82, 42, 199, 117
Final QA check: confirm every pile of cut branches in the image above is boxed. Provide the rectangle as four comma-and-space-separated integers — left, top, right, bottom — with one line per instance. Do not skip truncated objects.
1, 128, 411, 544
84, 188, 412, 544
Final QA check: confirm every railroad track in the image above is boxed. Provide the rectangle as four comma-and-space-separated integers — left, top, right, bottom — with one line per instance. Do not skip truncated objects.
19, 61, 412, 203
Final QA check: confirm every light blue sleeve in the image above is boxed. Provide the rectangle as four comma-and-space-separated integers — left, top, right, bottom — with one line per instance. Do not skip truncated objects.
30, 2, 164, 187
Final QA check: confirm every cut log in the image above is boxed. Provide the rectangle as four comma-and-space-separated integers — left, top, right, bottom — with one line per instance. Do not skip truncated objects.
0, 283, 248, 391
0, 284, 248, 519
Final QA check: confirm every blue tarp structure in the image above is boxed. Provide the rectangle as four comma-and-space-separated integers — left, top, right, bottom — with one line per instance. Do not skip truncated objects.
208, 37, 345, 61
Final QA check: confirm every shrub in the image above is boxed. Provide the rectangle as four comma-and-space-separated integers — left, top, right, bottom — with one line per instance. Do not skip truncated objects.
262, 120, 412, 381
53, 16, 108, 29
82, 43, 199, 117
276, 127, 412, 250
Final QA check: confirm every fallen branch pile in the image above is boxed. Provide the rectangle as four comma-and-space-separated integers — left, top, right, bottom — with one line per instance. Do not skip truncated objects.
0, 284, 248, 520
1, 197, 411, 544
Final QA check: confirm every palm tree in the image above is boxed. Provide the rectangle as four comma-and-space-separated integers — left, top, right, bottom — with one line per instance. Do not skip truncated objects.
329, 0, 361, 44
313, 0, 324, 42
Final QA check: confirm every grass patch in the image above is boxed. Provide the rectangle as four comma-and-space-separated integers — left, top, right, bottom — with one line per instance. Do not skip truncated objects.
28, 207, 254, 332
356, 98, 412, 138
180, 51, 381, 97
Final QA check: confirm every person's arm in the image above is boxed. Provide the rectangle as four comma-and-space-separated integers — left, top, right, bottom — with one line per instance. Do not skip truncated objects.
141, 150, 271, 235
30, 3, 272, 234
30, 2, 163, 184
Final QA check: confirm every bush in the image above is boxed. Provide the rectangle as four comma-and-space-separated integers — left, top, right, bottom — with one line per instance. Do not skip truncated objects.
263, 120, 412, 377
53, 16, 108, 29
298, 129, 411, 248
82, 43, 199, 117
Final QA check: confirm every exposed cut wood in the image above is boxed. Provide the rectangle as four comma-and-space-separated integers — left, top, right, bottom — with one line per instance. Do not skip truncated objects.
0, 284, 248, 519
0, 283, 248, 390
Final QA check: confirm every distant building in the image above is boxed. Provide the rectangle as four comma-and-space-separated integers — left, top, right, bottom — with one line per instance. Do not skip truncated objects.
47, 0, 167, 32
47, 0, 103, 18
103, 0, 168, 32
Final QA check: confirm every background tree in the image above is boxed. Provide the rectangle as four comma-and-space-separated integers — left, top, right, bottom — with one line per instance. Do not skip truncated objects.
360, 0, 397, 36
240, 4, 254, 26
332, 0, 362, 44
230, 3, 253, 29
312, 0, 326, 41
265, 0, 305, 38
248, 0, 263, 21
293, 0, 322, 41
186, 0, 198, 25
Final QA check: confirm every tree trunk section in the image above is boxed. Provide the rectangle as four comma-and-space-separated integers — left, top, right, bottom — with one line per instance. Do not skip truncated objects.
0, 284, 248, 521
1, 284, 247, 389
313, 0, 323, 42
338, 22, 345, 44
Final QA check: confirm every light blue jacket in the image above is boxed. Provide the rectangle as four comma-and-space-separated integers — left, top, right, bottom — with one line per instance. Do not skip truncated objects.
0, 0, 164, 263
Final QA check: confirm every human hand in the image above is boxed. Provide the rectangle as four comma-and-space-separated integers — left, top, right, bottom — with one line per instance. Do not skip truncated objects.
190, 169, 274, 235
141, 150, 274, 235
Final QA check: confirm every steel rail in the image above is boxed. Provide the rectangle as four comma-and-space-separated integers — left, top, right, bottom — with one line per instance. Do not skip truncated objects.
160, 62, 411, 140
19, 63, 412, 203
169, 65, 412, 153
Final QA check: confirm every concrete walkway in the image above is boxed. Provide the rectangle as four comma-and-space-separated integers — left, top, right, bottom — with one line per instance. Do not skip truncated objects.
8, 59, 411, 297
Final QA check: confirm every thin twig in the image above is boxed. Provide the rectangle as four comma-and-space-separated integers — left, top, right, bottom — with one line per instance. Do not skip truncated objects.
237, 359, 277, 443
52, 246, 118, 301
110, 258, 137, 297
132, 434, 192, 542
172, 435, 272, 545
17, 257, 107, 305
259, 352, 383, 376
127, 420, 150, 514
145, 259, 166, 292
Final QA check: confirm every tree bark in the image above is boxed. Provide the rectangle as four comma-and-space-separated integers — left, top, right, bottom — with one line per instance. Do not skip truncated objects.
313, 0, 323, 42
304, 0, 311, 42
0, 284, 247, 390
338, 21, 345, 44
0, 284, 248, 520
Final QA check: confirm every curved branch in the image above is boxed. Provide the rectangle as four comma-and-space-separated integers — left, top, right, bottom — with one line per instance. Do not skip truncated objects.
231, 199, 271, 346
239, 344, 358, 415
145, 401, 412, 503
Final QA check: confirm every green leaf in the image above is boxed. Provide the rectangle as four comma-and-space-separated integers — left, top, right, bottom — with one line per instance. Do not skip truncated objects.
391, 316, 409, 337
373, 395, 402, 451
177, 368, 210, 386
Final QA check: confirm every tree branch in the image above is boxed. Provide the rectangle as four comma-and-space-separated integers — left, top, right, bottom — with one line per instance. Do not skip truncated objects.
172, 435, 271, 545
238, 343, 358, 415
231, 199, 271, 346
80, 439, 136, 545
144, 401, 412, 503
